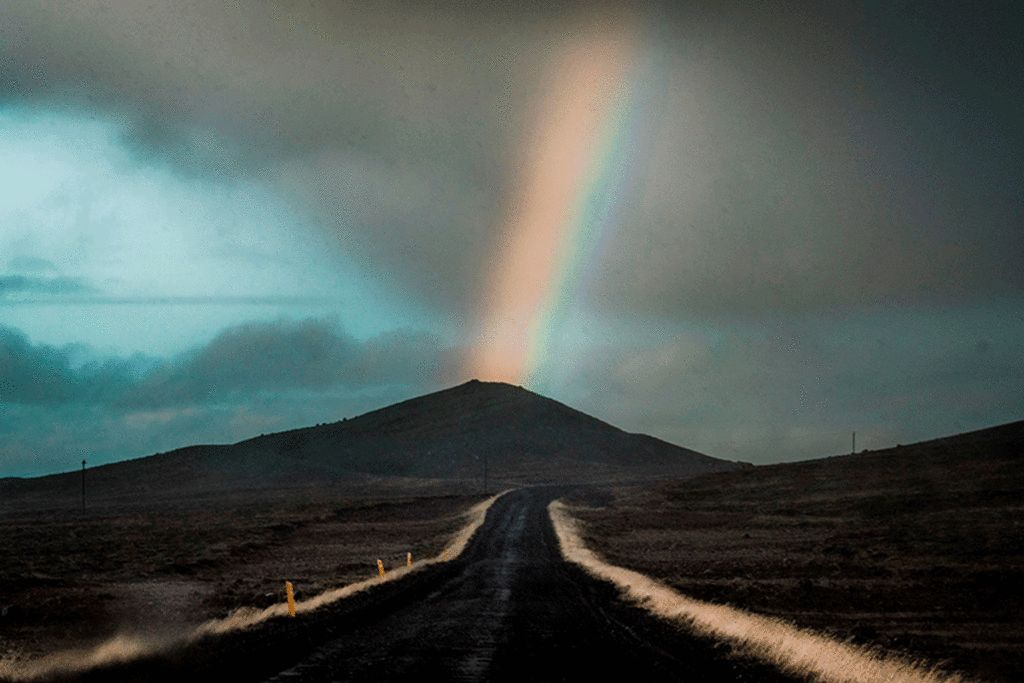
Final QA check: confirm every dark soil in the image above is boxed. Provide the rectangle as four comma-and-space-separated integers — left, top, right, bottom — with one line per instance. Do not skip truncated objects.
10, 488, 800, 683
568, 425, 1024, 683
0, 479, 490, 664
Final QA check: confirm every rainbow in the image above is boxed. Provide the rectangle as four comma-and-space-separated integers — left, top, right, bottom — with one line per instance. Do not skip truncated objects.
466, 20, 646, 390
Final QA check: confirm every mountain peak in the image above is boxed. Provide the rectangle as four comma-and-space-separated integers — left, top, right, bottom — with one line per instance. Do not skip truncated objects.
233, 380, 738, 483
2, 382, 744, 505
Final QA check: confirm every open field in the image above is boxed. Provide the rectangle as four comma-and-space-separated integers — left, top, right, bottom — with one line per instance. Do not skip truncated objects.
566, 430, 1024, 683
0, 478, 490, 665
0, 381, 736, 671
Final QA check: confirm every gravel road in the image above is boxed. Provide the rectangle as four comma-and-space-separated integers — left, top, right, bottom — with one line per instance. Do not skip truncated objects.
35, 487, 794, 682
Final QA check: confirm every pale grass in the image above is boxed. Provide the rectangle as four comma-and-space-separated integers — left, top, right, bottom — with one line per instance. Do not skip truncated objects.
0, 492, 504, 682
549, 501, 977, 683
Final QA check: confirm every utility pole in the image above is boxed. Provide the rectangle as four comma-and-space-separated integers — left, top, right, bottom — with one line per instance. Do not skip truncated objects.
81, 459, 86, 511
852, 432, 856, 455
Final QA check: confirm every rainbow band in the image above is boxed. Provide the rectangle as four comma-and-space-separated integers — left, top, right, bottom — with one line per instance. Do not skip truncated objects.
526, 85, 636, 391
468, 23, 641, 389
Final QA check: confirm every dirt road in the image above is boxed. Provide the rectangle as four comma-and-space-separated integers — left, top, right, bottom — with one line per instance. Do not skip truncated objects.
36, 488, 792, 682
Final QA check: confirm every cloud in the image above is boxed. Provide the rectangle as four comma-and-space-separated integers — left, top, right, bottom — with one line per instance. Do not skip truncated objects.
4, 256, 58, 273
359, 327, 464, 387
1, 318, 462, 476
3, 1, 1021, 324
118, 318, 358, 408
2, 318, 458, 410
579, 23, 1024, 317
0, 400, 226, 477
0, 326, 78, 404
552, 304, 1024, 463
0, 274, 96, 296
118, 318, 459, 409
2, 0, 522, 317
0, 326, 137, 405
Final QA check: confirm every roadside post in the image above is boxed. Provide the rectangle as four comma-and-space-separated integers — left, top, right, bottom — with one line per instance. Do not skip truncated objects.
285, 581, 296, 617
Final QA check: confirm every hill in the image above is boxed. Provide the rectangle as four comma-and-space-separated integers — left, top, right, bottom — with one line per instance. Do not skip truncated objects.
0, 380, 741, 510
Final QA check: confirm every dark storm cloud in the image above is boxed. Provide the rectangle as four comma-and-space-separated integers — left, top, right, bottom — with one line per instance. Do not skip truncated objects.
555, 305, 1024, 463
0, 275, 96, 296
0, 295, 351, 307
359, 327, 463, 386
5, 256, 59, 273
0, 326, 77, 404
1, 319, 460, 476
0, 326, 136, 405
2, 0, 531, 314
4, 1, 1021, 319
1, 319, 458, 411
1, 398, 235, 477
584, 1, 1024, 317
118, 318, 459, 409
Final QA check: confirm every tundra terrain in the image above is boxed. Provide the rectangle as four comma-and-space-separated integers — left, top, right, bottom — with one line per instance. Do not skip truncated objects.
0, 479, 490, 664
568, 421, 1024, 683
0, 381, 740, 665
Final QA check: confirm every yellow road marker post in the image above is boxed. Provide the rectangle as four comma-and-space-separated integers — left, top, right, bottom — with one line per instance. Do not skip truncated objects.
407, 552, 411, 566
285, 581, 296, 617
377, 559, 386, 579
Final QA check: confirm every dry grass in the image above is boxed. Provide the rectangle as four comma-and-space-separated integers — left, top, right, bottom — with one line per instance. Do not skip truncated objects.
0, 480, 493, 674
551, 500, 978, 683
560, 441, 1024, 683
0, 492, 503, 682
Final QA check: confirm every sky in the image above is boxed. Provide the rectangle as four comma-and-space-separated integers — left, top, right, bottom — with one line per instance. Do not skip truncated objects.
2, 0, 1022, 478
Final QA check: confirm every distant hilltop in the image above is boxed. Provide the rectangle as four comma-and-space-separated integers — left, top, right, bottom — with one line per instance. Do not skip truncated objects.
0, 380, 743, 508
